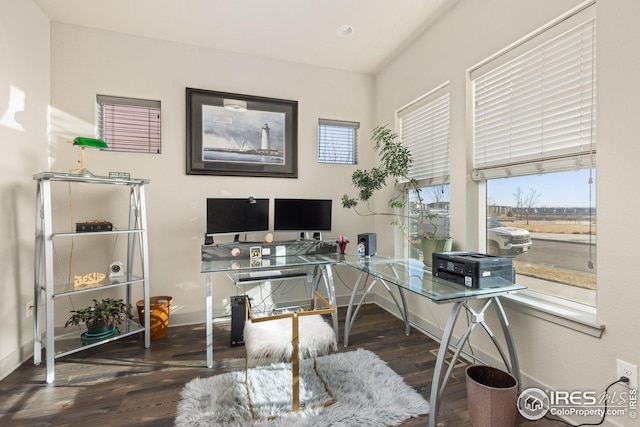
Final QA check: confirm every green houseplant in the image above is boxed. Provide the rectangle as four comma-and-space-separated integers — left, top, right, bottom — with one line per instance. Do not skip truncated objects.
342, 125, 452, 264
64, 298, 132, 334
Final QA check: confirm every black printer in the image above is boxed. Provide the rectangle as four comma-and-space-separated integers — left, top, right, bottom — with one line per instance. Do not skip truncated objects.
432, 251, 515, 288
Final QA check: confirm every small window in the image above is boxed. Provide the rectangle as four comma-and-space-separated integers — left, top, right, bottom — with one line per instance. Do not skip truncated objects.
318, 119, 359, 164
97, 95, 161, 154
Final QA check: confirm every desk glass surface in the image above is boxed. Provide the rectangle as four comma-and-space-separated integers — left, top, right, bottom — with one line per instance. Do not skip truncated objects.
339, 255, 524, 303
201, 253, 340, 274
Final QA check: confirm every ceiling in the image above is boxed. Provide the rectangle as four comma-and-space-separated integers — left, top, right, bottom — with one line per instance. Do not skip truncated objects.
33, 0, 454, 75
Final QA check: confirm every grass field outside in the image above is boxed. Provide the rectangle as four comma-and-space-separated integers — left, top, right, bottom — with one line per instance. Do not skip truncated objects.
507, 220, 595, 235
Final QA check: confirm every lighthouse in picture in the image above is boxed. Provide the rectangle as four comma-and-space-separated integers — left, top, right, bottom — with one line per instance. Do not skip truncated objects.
261, 123, 271, 151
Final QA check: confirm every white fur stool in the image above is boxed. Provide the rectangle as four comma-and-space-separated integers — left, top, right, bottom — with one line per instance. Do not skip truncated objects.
243, 292, 337, 418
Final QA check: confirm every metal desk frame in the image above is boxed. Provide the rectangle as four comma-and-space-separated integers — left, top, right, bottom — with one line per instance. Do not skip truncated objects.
339, 256, 523, 427
202, 255, 339, 369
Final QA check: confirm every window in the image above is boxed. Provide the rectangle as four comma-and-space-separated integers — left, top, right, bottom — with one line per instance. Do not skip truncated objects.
397, 84, 451, 258
486, 171, 596, 307
472, 4, 596, 306
406, 183, 451, 259
318, 119, 358, 164
97, 95, 161, 154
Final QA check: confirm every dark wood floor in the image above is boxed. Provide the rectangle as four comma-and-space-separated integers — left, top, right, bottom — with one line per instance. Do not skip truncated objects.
0, 304, 560, 426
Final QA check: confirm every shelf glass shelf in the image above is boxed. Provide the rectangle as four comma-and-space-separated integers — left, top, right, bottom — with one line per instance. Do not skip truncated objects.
33, 171, 149, 185
51, 318, 144, 359
47, 273, 145, 297
52, 229, 145, 238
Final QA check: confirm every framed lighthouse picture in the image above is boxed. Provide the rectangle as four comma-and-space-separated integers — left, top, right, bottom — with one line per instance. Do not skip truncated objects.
186, 88, 298, 177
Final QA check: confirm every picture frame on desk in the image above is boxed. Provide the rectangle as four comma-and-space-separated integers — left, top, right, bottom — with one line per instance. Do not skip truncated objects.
250, 246, 262, 258
186, 88, 298, 178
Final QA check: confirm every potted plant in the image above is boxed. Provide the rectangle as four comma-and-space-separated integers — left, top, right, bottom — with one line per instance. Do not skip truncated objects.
341, 125, 452, 265
64, 298, 132, 335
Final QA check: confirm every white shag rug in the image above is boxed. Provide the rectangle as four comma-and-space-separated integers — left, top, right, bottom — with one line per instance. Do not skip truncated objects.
175, 348, 429, 427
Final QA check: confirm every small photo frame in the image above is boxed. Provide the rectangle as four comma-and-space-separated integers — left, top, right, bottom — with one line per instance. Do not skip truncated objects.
250, 246, 262, 258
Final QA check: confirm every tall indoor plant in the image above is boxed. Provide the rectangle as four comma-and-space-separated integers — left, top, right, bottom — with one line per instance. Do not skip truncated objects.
342, 125, 452, 264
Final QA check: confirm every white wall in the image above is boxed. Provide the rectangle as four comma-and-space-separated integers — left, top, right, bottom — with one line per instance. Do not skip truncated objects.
46, 23, 375, 328
375, 1, 640, 426
0, 0, 50, 379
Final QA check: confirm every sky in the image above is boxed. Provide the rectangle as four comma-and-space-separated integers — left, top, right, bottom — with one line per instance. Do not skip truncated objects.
487, 169, 596, 208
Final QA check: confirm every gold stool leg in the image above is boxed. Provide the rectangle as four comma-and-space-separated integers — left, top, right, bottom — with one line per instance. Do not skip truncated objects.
245, 303, 337, 419
245, 356, 257, 419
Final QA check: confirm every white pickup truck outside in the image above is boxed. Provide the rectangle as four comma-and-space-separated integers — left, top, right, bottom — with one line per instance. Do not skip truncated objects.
410, 213, 532, 257
487, 217, 532, 256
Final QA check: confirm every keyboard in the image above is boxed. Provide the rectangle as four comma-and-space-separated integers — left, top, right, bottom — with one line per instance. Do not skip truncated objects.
249, 270, 282, 278
237, 269, 307, 282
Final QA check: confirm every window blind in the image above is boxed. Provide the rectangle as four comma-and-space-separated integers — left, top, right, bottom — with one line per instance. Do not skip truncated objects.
97, 95, 161, 154
472, 6, 595, 180
318, 119, 359, 164
398, 86, 450, 186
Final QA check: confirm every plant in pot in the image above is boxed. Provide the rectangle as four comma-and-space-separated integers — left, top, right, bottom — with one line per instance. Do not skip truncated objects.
341, 125, 452, 265
64, 298, 132, 336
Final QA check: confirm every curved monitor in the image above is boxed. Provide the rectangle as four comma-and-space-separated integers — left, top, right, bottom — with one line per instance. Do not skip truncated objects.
274, 198, 332, 232
206, 198, 269, 236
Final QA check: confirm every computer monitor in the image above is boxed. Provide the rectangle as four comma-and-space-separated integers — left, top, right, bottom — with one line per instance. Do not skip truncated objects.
273, 198, 332, 238
206, 198, 269, 242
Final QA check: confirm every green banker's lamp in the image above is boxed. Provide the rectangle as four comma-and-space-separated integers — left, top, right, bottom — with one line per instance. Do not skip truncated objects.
70, 137, 108, 177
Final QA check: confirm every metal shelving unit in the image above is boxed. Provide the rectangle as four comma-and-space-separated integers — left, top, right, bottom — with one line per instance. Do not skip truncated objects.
33, 172, 151, 383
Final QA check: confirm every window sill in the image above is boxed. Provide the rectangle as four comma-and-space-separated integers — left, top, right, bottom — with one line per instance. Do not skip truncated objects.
502, 290, 604, 338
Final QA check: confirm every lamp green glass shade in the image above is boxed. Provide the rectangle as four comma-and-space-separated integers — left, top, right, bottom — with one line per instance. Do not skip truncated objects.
73, 137, 108, 149
70, 137, 108, 177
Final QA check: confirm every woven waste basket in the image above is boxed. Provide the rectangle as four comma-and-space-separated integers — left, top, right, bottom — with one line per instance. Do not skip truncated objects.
136, 296, 172, 340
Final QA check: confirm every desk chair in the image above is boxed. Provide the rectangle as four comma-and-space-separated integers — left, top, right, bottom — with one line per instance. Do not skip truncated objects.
243, 291, 337, 419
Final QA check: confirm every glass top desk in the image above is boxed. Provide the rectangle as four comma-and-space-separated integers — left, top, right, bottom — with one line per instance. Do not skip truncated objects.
201, 252, 524, 427
338, 255, 524, 427
201, 254, 341, 369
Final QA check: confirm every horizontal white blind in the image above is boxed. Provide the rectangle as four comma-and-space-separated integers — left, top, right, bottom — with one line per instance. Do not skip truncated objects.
97, 95, 161, 154
398, 88, 450, 185
473, 12, 595, 179
318, 119, 359, 164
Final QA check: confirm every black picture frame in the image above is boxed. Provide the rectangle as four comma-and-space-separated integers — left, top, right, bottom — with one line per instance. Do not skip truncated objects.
186, 88, 298, 178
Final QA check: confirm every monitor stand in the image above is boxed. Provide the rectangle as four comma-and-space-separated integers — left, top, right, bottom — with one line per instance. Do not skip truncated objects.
298, 232, 322, 240
204, 233, 242, 246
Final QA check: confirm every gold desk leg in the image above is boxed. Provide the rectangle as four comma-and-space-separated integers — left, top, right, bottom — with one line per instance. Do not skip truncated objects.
292, 313, 300, 412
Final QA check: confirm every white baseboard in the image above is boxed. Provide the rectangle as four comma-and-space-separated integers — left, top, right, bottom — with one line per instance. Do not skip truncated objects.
0, 339, 35, 382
